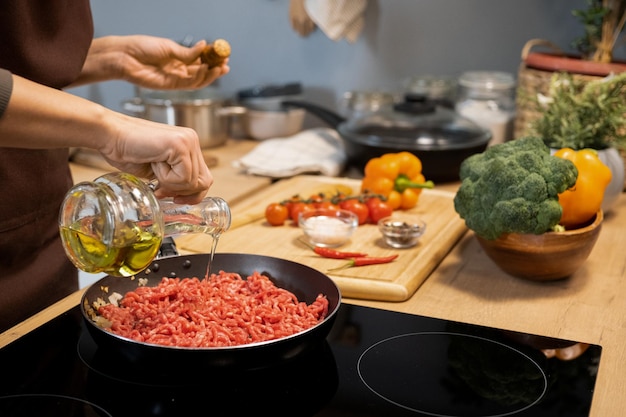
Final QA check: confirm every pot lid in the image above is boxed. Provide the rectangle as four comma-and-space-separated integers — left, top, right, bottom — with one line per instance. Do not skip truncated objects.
341, 94, 492, 150
237, 83, 303, 111
458, 71, 515, 91
139, 87, 224, 105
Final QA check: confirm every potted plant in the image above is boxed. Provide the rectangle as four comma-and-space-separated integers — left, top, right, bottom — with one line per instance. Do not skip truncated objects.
526, 70, 626, 211
514, 1, 626, 139
523, 0, 626, 75
453, 137, 607, 281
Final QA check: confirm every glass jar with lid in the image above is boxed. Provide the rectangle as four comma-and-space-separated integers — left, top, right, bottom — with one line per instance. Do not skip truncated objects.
338, 90, 399, 120
455, 71, 516, 145
404, 75, 458, 108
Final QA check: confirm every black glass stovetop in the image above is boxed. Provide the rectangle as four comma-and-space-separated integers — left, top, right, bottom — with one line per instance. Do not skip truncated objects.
0, 303, 600, 417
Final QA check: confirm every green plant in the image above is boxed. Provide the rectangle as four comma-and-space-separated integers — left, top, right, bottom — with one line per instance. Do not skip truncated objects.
571, 0, 626, 62
529, 71, 626, 151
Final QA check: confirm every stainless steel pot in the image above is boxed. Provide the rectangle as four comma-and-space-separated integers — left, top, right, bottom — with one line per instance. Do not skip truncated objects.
123, 89, 246, 148
233, 82, 305, 140
243, 108, 306, 140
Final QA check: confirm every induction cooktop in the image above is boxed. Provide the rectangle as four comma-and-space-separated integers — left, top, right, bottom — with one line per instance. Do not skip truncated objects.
0, 303, 600, 417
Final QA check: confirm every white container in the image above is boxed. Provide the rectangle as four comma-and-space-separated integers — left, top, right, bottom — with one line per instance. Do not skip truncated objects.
456, 71, 516, 145
299, 209, 358, 248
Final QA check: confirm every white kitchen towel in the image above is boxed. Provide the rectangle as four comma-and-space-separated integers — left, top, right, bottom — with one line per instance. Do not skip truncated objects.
304, 0, 367, 43
232, 128, 346, 178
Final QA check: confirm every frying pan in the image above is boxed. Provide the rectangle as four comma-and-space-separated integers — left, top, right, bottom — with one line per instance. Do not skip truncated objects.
282, 94, 492, 182
81, 252, 341, 370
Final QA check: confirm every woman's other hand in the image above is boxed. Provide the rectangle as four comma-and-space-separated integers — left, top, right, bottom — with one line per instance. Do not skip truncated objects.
71, 35, 230, 90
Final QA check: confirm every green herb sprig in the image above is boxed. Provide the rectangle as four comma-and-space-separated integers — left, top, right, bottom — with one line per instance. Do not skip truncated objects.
529, 71, 626, 152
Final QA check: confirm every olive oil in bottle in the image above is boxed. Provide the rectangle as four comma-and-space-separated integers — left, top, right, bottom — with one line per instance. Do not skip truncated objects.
60, 222, 162, 276
59, 172, 231, 277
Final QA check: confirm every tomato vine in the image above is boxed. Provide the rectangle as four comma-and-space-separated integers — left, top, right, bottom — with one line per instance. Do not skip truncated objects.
264, 191, 394, 226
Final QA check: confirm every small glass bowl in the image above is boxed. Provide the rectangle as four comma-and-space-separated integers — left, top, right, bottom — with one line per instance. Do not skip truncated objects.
378, 215, 427, 248
299, 209, 358, 247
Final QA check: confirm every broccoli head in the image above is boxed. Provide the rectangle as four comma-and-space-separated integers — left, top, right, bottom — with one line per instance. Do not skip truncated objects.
453, 136, 578, 240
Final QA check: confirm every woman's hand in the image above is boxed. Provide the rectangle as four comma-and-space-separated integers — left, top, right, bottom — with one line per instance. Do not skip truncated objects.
71, 35, 229, 90
99, 111, 214, 205
1, 74, 214, 205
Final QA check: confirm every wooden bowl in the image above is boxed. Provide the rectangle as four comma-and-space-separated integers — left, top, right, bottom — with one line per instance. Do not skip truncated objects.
476, 211, 603, 281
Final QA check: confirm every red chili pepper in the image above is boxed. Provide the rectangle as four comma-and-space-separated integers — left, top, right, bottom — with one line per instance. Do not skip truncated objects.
328, 254, 399, 271
300, 238, 369, 259
313, 246, 369, 259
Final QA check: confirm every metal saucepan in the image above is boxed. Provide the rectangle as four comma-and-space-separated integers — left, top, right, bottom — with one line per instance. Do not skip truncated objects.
234, 82, 306, 140
122, 88, 246, 149
282, 94, 492, 182
81, 253, 341, 369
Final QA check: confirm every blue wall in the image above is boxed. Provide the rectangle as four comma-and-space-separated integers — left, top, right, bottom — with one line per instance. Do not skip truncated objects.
72, 0, 601, 117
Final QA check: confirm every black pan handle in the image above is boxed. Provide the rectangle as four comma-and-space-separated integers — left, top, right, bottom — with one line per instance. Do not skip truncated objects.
157, 237, 179, 258
281, 100, 346, 129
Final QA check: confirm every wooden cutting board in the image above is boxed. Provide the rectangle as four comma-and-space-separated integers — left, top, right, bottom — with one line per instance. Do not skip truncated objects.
175, 175, 468, 302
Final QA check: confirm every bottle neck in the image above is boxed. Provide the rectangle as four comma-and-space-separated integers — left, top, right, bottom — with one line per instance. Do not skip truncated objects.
160, 197, 231, 237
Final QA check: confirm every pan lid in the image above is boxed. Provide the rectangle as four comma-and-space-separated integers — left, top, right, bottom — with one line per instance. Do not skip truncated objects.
238, 82, 303, 111
340, 94, 492, 151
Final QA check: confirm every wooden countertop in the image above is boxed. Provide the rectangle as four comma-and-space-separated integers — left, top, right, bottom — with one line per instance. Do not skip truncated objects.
2, 142, 626, 416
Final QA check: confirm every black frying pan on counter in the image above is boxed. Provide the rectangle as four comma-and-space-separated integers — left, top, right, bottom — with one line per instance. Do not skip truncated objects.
282, 95, 492, 182
80, 253, 341, 370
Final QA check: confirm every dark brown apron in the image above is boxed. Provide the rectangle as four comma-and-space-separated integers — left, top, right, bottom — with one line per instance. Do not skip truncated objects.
0, 0, 94, 332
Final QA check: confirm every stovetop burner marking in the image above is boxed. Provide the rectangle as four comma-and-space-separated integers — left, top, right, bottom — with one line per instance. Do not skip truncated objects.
0, 393, 113, 417
356, 331, 548, 417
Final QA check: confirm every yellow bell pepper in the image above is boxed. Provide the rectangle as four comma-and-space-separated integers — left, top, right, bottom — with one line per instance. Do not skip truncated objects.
360, 152, 434, 210
554, 148, 612, 228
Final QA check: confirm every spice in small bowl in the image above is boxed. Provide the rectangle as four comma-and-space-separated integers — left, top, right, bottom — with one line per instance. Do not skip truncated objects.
299, 209, 358, 248
378, 215, 426, 248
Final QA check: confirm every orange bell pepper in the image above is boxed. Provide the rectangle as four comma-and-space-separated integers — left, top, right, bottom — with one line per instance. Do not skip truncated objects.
554, 148, 612, 228
360, 152, 434, 210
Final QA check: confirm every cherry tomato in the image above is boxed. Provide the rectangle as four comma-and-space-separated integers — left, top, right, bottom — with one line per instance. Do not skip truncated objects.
282, 195, 301, 216
290, 202, 314, 223
265, 203, 289, 226
366, 197, 394, 223
334, 192, 348, 201
308, 193, 326, 208
316, 201, 341, 212
340, 199, 369, 225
